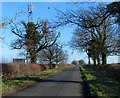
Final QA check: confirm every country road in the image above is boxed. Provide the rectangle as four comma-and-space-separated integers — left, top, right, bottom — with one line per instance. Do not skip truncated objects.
4, 67, 90, 97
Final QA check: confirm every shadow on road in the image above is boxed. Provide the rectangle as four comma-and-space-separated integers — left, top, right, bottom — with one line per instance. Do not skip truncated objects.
40, 79, 83, 84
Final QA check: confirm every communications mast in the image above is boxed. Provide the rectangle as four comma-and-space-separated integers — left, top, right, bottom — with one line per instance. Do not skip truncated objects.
26, 2, 34, 63
28, 2, 34, 22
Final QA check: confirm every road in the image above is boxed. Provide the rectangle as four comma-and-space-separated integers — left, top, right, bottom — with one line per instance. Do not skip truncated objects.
5, 67, 90, 97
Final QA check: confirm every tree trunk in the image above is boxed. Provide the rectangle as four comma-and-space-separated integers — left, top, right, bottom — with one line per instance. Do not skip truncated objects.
97, 56, 100, 65
93, 58, 96, 65
92, 52, 96, 65
30, 52, 37, 63
88, 56, 91, 65
30, 55, 37, 63
102, 53, 107, 65
49, 59, 53, 69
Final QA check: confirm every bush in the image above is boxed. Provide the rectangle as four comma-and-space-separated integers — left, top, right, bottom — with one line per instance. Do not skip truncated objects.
1, 63, 74, 80
91, 64, 120, 82
1, 63, 47, 80
71, 60, 78, 65
78, 59, 86, 65
80, 66, 120, 97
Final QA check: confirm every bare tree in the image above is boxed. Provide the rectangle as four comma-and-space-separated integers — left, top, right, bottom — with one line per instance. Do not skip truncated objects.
55, 3, 119, 65
0, 12, 22, 40
107, 1, 120, 24
11, 20, 60, 63
0, 13, 20, 29
39, 43, 68, 69
71, 15, 118, 65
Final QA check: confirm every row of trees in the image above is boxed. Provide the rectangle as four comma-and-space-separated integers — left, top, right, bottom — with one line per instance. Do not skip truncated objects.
55, 2, 120, 65
1, 2, 119, 66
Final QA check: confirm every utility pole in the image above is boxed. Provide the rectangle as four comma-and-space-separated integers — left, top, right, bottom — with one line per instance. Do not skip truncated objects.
28, 2, 33, 22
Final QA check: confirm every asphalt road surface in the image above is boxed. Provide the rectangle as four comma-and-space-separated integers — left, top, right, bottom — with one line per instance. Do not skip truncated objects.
5, 67, 90, 97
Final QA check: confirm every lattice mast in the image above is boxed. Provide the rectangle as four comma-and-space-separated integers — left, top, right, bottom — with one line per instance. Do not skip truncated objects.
26, 2, 34, 62
28, 2, 34, 22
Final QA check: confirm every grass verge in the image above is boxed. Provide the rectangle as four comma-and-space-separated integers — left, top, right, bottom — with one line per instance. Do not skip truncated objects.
1, 66, 71, 96
80, 66, 120, 97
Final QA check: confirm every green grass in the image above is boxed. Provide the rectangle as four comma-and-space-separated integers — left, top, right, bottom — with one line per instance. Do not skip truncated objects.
80, 66, 120, 97
2, 66, 71, 95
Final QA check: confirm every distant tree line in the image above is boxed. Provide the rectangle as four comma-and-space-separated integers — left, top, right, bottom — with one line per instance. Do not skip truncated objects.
71, 59, 85, 65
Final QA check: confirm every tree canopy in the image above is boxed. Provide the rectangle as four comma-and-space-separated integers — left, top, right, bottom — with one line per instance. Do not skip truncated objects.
39, 43, 68, 69
11, 20, 60, 63
55, 3, 119, 65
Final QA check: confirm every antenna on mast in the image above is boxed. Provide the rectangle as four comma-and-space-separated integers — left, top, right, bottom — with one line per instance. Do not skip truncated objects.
28, 2, 34, 22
